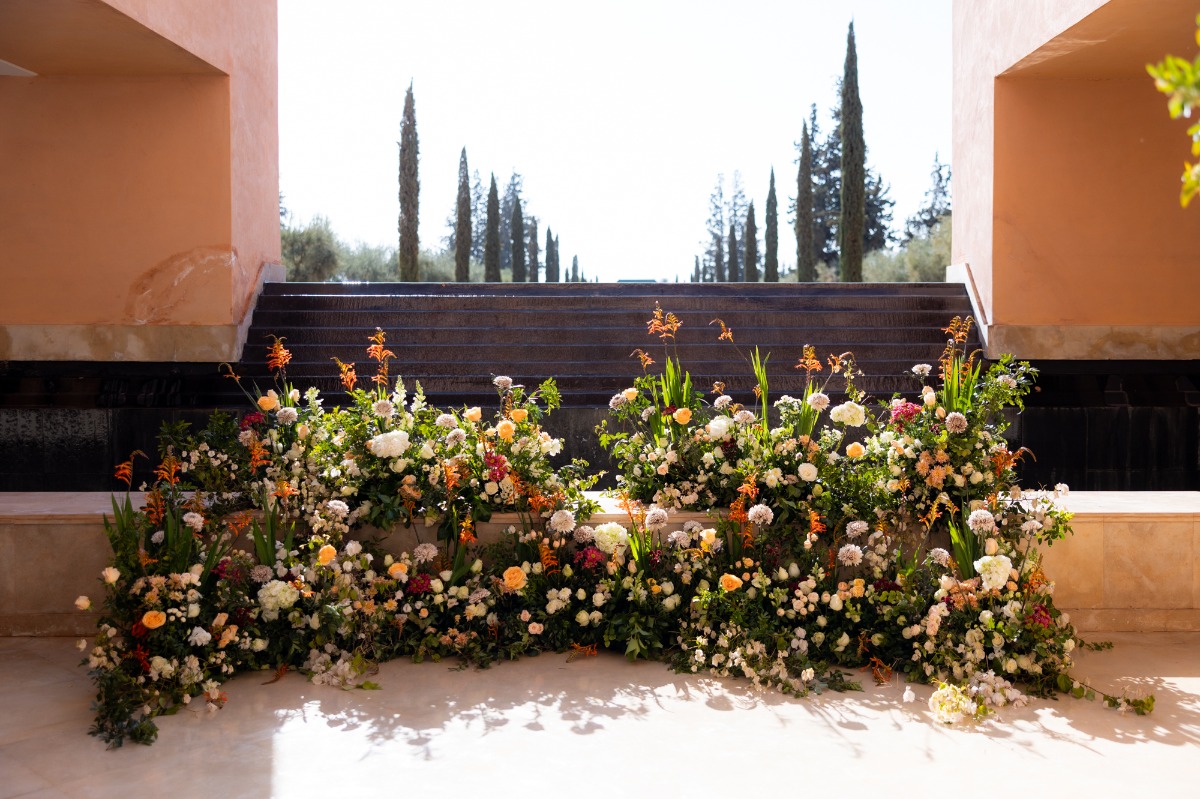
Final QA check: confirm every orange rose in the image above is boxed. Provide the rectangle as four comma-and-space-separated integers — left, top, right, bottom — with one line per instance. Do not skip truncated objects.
141, 610, 167, 629
496, 419, 516, 442
510, 408, 528, 423
388, 562, 408, 578
465, 406, 482, 423
672, 407, 693, 425
317, 544, 337, 566
502, 566, 528, 592
257, 390, 280, 412
846, 442, 865, 458
719, 574, 743, 592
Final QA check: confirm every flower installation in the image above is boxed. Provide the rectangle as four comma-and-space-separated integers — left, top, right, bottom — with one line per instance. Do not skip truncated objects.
79, 315, 1152, 748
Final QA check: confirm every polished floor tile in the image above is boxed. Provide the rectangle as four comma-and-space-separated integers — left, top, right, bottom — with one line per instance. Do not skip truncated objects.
2, 633, 1198, 796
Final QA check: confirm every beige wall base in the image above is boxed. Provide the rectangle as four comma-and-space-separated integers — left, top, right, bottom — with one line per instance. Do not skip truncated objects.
985, 324, 1200, 361
3, 491, 1198, 636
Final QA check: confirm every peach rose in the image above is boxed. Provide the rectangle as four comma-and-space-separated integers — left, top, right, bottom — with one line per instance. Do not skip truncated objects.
465, 406, 482, 423
719, 574, 743, 592
141, 610, 167, 629
846, 442, 865, 458
388, 562, 408, 578
672, 407, 692, 425
510, 408, 528, 423
496, 419, 516, 442
622, 388, 638, 402
257, 390, 280, 412
317, 544, 337, 566
502, 566, 528, 592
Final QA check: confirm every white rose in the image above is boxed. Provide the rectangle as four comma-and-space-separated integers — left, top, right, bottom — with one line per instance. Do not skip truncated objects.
101, 567, 120, 584
74, 596, 91, 611
798, 462, 819, 482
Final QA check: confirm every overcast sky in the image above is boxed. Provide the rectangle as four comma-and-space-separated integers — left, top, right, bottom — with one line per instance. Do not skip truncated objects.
278, 1, 952, 282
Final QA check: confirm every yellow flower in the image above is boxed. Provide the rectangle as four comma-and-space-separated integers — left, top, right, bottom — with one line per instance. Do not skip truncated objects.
719, 574, 743, 592
141, 610, 167, 629
388, 562, 408, 578
257, 390, 280, 412
465, 406, 482, 423
672, 407, 692, 425
496, 419, 516, 441
846, 442, 865, 458
510, 408, 528, 423
502, 566, 528, 592
317, 544, 337, 566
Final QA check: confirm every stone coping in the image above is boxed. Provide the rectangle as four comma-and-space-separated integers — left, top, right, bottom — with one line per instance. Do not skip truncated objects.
2, 490, 1198, 525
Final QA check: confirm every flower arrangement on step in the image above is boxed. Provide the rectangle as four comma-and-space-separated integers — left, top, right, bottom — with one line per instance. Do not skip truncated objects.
77, 314, 1152, 749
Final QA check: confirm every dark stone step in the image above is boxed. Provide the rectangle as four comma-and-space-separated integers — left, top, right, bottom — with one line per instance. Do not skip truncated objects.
247, 309, 969, 331
253, 293, 973, 313
261, 281, 970, 298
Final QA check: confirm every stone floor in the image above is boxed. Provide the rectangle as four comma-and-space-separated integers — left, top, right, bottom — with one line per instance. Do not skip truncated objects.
2, 632, 1198, 797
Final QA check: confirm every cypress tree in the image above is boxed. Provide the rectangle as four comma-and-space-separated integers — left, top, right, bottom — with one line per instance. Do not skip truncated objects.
398, 82, 420, 280
510, 197, 526, 282
571, 255, 579, 282
454, 147, 471, 282
484, 174, 501, 282
554, 235, 561, 282
727, 223, 740, 282
764, 169, 779, 282
527, 219, 540, 282
796, 122, 816, 282
544, 227, 556, 281
693, 255, 701, 283
744, 202, 759, 282
839, 22, 865, 282
713, 234, 726, 282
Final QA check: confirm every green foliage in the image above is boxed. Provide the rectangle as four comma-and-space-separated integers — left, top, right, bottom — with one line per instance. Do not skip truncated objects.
484, 174, 501, 281
527, 218, 540, 283
726, 222, 740, 281
906, 154, 952, 241
796, 121, 817, 281
744, 202, 759, 282
839, 22, 865, 282
863, 213, 951, 283
764, 169, 779, 282
398, 82, 420, 281
510, 197, 526, 282
454, 147, 472, 281
1147, 16, 1200, 207
282, 216, 339, 282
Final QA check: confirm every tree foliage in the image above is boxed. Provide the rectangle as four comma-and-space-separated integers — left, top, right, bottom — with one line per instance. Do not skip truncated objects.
744, 202, 759, 282
838, 23, 865, 282
484, 174, 501, 282
905, 153, 952, 241
282, 216, 339, 282
796, 121, 817, 282
863, 213, 951, 283
727, 223, 740, 282
527, 218, 540, 283
1148, 15, 1200, 207
398, 82, 420, 281
510, 197, 526, 282
764, 169, 779, 282
454, 147, 471, 282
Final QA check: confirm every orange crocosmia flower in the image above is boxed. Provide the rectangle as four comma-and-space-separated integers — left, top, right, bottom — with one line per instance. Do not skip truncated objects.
710, 318, 734, 342
266, 336, 292, 373
332, 357, 357, 392
317, 544, 337, 566
141, 610, 167, 630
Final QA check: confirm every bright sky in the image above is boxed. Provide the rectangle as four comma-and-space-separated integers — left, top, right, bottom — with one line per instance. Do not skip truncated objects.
278, 1, 952, 282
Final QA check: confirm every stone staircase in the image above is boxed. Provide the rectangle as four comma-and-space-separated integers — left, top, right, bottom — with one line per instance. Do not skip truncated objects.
235, 282, 977, 408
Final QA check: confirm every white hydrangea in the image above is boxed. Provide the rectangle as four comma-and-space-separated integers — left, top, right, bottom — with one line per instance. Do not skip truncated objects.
592, 522, 629, 555
829, 401, 866, 427
368, 429, 411, 458
257, 579, 300, 621
973, 554, 1013, 592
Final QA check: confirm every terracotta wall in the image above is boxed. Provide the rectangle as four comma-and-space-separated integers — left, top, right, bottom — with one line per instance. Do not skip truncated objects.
952, 0, 1200, 359
0, 0, 279, 361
